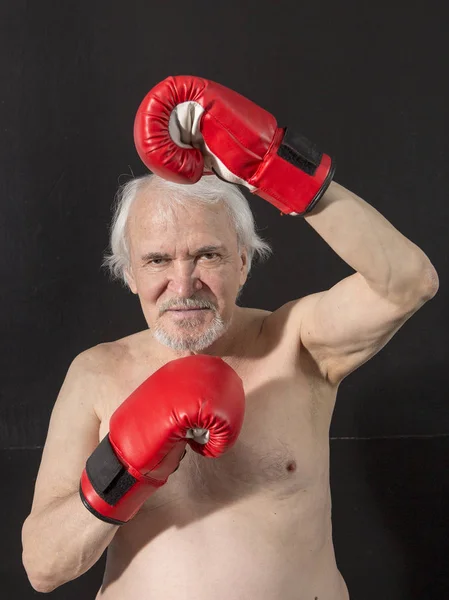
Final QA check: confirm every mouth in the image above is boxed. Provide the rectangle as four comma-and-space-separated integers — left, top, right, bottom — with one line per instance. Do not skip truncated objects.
168, 308, 209, 313
167, 308, 209, 317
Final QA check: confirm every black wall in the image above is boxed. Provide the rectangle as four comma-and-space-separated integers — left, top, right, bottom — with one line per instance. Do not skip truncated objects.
1, 1, 447, 598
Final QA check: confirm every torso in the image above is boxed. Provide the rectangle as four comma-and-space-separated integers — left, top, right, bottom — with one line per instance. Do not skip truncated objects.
93, 306, 350, 600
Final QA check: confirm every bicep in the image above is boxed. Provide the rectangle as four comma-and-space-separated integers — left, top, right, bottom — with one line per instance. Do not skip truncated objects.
29, 351, 102, 516
298, 272, 426, 384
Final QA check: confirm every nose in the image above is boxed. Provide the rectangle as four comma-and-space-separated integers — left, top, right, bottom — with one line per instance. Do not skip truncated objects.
167, 260, 203, 297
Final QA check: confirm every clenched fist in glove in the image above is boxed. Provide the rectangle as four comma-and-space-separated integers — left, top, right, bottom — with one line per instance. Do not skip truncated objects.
80, 355, 245, 525
134, 75, 335, 216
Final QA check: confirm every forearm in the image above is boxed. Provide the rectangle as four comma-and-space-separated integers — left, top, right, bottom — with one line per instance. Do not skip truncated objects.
304, 181, 438, 301
22, 492, 118, 593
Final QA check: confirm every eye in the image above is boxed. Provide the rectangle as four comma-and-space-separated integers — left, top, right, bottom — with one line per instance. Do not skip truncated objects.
148, 258, 168, 266
200, 253, 219, 260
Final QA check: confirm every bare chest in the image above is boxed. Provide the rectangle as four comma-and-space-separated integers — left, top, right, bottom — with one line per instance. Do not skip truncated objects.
184, 359, 334, 505
96, 321, 344, 600
97, 339, 336, 508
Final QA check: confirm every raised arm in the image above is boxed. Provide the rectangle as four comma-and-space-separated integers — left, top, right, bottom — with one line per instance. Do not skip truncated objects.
296, 182, 438, 384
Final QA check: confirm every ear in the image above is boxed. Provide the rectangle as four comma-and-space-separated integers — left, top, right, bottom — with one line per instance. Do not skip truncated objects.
124, 266, 138, 294
239, 246, 248, 287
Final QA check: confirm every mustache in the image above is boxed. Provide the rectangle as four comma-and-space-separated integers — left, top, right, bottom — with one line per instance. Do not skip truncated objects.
160, 298, 216, 314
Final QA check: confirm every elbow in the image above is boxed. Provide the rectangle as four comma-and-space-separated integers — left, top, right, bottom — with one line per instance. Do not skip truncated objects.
414, 264, 439, 305
22, 555, 60, 594
22, 520, 62, 593
416, 252, 439, 298
26, 575, 58, 594
404, 262, 439, 307
22, 552, 61, 594
424, 264, 439, 299
400, 253, 440, 304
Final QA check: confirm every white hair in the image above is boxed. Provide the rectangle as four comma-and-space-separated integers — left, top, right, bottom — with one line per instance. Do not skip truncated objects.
103, 173, 273, 288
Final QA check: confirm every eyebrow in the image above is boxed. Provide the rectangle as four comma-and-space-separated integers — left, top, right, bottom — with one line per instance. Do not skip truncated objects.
141, 245, 226, 262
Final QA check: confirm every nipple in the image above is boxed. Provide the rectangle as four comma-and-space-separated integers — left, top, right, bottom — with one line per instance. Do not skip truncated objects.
286, 460, 297, 473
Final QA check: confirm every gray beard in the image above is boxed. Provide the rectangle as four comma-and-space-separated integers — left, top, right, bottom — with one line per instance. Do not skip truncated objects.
151, 311, 231, 353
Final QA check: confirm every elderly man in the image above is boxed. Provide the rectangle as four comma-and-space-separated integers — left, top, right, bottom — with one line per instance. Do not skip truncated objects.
22, 76, 438, 599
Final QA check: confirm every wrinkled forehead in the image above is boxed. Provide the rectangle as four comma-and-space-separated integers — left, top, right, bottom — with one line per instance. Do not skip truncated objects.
127, 190, 237, 244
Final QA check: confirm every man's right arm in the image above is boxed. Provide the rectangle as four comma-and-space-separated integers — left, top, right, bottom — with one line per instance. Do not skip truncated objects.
21, 348, 119, 593
21, 349, 246, 593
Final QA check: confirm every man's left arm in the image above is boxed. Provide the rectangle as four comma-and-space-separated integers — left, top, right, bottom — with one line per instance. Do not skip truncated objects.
294, 181, 439, 385
131, 75, 439, 385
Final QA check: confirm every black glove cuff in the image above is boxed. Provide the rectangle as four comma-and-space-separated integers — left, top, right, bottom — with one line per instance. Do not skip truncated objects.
79, 485, 126, 526
85, 434, 137, 507
277, 128, 323, 176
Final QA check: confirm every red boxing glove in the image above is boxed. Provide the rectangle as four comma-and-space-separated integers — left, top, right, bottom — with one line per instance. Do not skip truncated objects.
134, 75, 335, 216
80, 355, 245, 525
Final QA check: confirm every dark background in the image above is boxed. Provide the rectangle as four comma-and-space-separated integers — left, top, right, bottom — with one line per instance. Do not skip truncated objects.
1, 1, 447, 598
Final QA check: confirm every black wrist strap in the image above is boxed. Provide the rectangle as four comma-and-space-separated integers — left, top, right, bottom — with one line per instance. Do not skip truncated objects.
85, 434, 137, 506
277, 128, 324, 176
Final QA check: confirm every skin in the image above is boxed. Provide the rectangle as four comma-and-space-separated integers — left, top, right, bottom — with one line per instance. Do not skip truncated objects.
22, 180, 436, 598
89, 189, 351, 599
125, 190, 249, 360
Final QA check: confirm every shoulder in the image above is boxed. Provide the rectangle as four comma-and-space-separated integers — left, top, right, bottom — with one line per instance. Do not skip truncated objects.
260, 295, 322, 342
257, 295, 331, 381
69, 330, 150, 386
65, 331, 150, 420
71, 341, 125, 375
236, 306, 272, 344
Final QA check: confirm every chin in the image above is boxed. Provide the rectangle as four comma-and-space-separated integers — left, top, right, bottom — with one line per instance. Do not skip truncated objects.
152, 312, 231, 353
